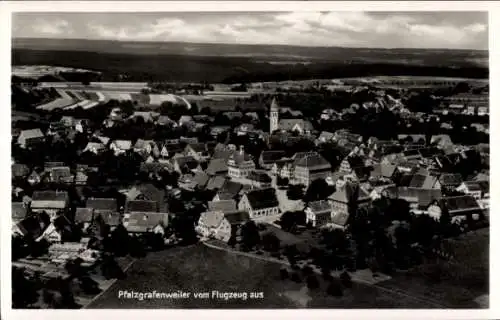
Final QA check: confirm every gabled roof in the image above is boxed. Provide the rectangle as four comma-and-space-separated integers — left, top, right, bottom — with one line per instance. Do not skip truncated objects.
134, 139, 156, 150
295, 152, 331, 170
247, 171, 272, 183
198, 211, 225, 228
19, 128, 44, 140
279, 119, 314, 132
174, 156, 199, 169
208, 200, 237, 213
187, 143, 208, 153
439, 173, 463, 186
244, 188, 279, 210
383, 186, 442, 207
15, 216, 42, 239
206, 158, 228, 175
49, 166, 72, 182
219, 180, 243, 197
193, 171, 210, 189
331, 211, 349, 227
12, 164, 30, 178
12, 202, 28, 221
260, 150, 286, 164
75, 207, 94, 224
206, 175, 227, 190
31, 190, 69, 209
96, 210, 121, 226
408, 174, 439, 189
307, 200, 331, 213
463, 180, 489, 193
329, 184, 370, 204
224, 211, 250, 225
125, 200, 159, 213
440, 195, 481, 214
371, 163, 397, 179
112, 140, 132, 150
126, 212, 168, 232
86, 198, 118, 212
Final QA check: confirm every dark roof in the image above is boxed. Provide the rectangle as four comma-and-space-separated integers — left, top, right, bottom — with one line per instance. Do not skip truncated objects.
384, 186, 442, 207
248, 171, 272, 183
208, 200, 237, 213
193, 171, 210, 188
463, 180, 489, 193
12, 164, 30, 178
175, 156, 199, 169
86, 198, 118, 211
244, 188, 279, 210
206, 175, 227, 190
260, 150, 286, 164
96, 211, 121, 226
138, 183, 166, 206
224, 211, 250, 225
50, 166, 72, 182
12, 202, 28, 221
229, 148, 253, 165
295, 153, 331, 170
345, 155, 365, 169
125, 200, 159, 213
15, 216, 42, 239
126, 212, 168, 232
439, 173, 463, 186
441, 195, 481, 214
371, 163, 397, 179
75, 207, 94, 224
31, 191, 69, 209
206, 158, 228, 175
331, 211, 349, 227
219, 180, 243, 197
187, 143, 208, 153
307, 200, 331, 213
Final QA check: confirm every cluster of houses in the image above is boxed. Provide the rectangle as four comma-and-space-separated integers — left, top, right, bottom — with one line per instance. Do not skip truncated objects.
12, 93, 489, 260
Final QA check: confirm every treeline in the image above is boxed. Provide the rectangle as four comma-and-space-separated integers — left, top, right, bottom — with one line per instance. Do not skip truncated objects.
12, 49, 488, 84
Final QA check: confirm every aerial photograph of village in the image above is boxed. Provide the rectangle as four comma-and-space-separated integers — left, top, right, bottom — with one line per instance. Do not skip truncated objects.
10, 10, 489, 309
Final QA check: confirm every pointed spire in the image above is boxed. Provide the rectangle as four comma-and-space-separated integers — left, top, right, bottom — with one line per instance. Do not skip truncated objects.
270, 97, 279, 111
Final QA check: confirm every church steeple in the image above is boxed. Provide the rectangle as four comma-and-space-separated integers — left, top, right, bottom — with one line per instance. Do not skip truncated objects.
270, 97, 279, 133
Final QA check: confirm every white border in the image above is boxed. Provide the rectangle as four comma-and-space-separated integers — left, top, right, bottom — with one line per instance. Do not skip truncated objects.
1, 2, 498, 320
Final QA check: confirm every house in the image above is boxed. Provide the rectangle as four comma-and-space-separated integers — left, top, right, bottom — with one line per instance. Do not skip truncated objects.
408, 174, 441, 190
172, 156, 200, 174
212, 143, 237, 160
208, 200, 237, 213
382, 186, 442, 210
370, 163, 397, 181
278, 119, 314, 134
27, 170, 42, 185
156, 115, 177, 127
206, 158, 228, 176
439, 173, 463, 190
83, 142, 106, 154
37, 215, 73, 243
339, 155, 365, 174
129, 111, 160, 123
456, 181, 489, 200
12, 163, 30, 180
178, 115, 194, 126
124, 212, 169, 234
12, 202, 28, 223
223, 111, 243, 120
196, 210, 249, 242
110, 140, 132, 156
184, 143, 210, 161
133, 139, 159, 157
329, 183, 371, 215
74, 208, 95, 232
235, 123, 255, 136
247, 171, 273, 189
30, 190, 69, 220
213, 180, 243, 201
238, 188, 280, 220
17, 128, 45, 148
293, 152, 332, 187
431, 134, 454, 150
86, 198, 118, 213
427, 195, 485, 222
210, 126, 231, 137
316, 131, 335, 145
259, 150, 286, 169
125, 200, 159, 213
206, 175, 227, 191
13, 216, 43, 240
227, 146, 255, 179
305, 200, 332, 227
47, 166, 74, 184
159, 141, 184, 158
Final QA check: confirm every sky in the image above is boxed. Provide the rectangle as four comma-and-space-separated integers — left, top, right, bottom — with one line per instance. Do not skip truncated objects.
12, 12, 488, 50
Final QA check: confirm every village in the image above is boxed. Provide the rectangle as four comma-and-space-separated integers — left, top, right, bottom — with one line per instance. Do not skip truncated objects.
11, 76, 490, 308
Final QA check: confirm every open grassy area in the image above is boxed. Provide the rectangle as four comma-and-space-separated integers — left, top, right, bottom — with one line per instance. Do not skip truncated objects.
87, 244, 440, 308
376, 228, 489, 308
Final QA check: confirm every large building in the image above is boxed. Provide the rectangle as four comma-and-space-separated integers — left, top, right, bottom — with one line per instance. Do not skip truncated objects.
227, 146, 255, 179
293, 152, 332, 186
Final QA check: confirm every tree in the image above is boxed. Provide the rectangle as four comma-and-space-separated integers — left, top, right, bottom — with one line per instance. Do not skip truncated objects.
304, 179, 333, 202
279, 211, 306, 232
261, 232, 281, 252
306, 274, 320, 290
12, 267, 39, 308
286, 184, 304, 200
340, 271, 353, 288
110, 224, 130, 256
290, 272, 302, 283
326, 280, 343, 297
279, 268, 289, 280
241, 221, 261, 251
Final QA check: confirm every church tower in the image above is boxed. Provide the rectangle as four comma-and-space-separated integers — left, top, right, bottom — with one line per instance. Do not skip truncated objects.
270, 97, 279, 133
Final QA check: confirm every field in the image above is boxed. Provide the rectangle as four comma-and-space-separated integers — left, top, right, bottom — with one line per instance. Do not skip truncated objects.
87, 244, 440, 309
12, 38, 488, 83
375, 228, 489, 308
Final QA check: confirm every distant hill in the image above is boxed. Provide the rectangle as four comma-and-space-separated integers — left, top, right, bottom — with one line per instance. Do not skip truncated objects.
12, 38, 489, 83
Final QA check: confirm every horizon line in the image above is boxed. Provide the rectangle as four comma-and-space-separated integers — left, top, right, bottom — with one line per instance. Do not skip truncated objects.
11, 36, 489, 52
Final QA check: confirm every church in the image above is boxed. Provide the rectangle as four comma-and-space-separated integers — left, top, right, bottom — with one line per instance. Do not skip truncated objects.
269, 97, 313, 135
